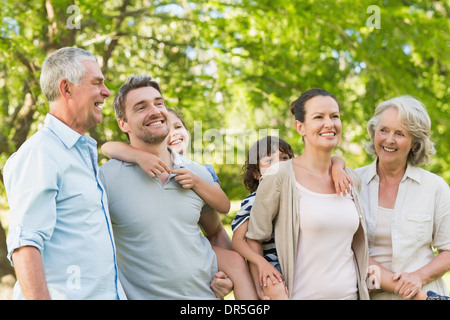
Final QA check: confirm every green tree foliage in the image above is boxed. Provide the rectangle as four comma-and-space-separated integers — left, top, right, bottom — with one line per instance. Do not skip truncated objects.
0, 0, 448, 278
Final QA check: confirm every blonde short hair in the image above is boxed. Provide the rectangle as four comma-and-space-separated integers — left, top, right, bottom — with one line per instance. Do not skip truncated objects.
366, 95, 436, 166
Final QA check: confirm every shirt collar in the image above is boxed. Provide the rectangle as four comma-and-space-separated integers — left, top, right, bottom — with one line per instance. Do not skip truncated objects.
403, 163, 421, 183
45, 113, 88, 149
169, 146, 189, 169
363, 159, 421, 184
363, 160, 378, 184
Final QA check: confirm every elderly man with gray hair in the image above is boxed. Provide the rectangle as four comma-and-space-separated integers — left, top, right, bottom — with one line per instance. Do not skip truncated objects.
3, 47, 125, 299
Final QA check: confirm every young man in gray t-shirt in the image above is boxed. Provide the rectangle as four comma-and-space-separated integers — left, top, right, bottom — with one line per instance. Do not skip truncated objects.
99, 76, 231, 299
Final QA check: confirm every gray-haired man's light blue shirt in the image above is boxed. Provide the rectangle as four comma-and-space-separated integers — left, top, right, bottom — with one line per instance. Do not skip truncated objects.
4, 114, 124, 299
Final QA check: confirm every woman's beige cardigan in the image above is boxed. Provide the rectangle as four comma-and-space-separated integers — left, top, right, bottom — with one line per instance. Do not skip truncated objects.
246, 159, 370, 300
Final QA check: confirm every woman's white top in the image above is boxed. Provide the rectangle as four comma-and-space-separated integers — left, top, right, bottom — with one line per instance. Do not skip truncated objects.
291, 181, 359, 300
370, 206, 394, 270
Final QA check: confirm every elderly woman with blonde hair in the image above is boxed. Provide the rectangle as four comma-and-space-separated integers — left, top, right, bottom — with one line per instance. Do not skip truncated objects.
357, 95, 450, 300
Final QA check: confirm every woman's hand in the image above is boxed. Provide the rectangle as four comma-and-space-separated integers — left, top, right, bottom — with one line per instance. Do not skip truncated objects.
330, 156, 354, 196
393, 272, 423, 299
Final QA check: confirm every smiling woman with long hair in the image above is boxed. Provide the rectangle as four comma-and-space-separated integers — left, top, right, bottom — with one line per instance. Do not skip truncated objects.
246, 88, 370, 300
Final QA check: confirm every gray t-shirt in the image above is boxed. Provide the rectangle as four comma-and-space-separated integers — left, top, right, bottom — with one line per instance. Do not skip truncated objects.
99, 148, 218, 299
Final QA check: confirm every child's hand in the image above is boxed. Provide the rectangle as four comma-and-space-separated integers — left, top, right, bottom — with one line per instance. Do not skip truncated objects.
136, 152, 170, 178
172, 168, 199, 189
331, 166, 354, 196
258, 261, 283, 288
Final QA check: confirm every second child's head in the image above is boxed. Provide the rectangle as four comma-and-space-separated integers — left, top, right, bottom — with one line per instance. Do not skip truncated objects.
165, 108, 190, 156
242, 136, 294, 193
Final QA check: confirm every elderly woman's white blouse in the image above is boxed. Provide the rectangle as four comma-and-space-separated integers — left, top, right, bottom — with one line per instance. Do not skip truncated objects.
356, 160, 450, 299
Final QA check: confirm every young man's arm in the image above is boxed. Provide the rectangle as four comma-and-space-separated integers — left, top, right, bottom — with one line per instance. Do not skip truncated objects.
199, 210, 233, 298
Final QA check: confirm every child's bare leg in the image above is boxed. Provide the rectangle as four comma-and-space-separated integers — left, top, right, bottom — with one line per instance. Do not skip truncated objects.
263, 278, 288, 300
213, 246, 259, 300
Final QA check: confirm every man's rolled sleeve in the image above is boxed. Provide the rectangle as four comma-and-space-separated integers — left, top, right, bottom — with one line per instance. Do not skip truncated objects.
6, 226, 47, 264
4, 149, 58, 265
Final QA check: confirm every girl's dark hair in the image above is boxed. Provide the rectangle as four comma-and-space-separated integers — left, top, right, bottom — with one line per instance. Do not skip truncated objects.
242, 136, 294, 193
290, 88, 340, 121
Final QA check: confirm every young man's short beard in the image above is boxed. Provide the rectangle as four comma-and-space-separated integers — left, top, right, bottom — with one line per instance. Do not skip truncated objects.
140, 130, 169, 145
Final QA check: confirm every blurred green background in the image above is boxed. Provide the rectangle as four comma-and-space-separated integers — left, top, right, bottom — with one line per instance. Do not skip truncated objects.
0, 0, 448, 298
